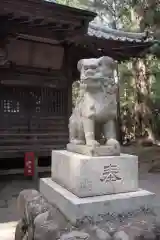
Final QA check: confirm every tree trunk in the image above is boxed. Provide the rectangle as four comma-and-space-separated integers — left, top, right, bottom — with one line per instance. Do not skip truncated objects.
132, 58, 155, 144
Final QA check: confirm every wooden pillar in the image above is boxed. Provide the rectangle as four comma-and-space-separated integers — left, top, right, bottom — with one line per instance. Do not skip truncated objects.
63, 45, 73, 119
62, 44, 74, 139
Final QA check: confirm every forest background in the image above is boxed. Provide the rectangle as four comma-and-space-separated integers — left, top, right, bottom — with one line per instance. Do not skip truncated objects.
48, 0, 160, 145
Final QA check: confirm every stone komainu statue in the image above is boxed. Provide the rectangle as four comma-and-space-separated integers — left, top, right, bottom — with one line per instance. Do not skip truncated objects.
69, 56, 120, 150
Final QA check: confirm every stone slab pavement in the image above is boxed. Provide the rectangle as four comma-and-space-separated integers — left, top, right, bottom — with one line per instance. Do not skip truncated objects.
0, 173, 160, 240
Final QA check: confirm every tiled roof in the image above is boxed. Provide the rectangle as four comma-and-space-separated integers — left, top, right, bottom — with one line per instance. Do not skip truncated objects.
88, 23, 152, 42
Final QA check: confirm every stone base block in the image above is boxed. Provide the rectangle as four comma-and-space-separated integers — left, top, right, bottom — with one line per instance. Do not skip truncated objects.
51, 151, 138, 197
40, 178, 155, 225
67, 143, 120, 156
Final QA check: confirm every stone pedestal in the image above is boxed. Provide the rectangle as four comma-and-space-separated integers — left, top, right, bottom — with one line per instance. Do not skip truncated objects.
40, 150, 155, 225
51, 150, 138, 197
40, 178, 155, 225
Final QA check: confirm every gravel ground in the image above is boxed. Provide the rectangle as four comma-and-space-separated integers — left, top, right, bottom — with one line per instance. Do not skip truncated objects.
0, 172, 160, 240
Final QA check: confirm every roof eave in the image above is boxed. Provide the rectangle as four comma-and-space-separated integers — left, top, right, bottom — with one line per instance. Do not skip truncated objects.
88, 23, 153, 42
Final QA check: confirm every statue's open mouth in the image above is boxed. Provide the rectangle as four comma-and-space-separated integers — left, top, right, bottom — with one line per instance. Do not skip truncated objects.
81, 75, 105, 81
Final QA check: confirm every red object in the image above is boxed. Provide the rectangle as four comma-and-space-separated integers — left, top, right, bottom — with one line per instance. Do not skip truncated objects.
24, 152, 35, 176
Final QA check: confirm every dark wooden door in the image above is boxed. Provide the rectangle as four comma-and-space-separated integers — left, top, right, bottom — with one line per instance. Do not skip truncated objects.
0, 85, 68, 156
0, 86, 28, 134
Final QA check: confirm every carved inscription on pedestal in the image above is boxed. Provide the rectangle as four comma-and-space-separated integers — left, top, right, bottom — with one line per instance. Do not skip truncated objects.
100, 164, 122, 182
80, 178, 92, 192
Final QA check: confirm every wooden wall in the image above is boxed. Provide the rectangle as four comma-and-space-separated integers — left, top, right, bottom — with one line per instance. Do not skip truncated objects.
7, 39, 64, 70
0, 38, 71, 158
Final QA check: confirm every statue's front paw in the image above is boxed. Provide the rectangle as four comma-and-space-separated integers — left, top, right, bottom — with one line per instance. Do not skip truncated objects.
70, 139, 85, 145
86, 140, 100, 147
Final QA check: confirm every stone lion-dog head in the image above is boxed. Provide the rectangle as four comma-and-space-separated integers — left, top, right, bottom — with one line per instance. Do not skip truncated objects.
77, 56, 117, 91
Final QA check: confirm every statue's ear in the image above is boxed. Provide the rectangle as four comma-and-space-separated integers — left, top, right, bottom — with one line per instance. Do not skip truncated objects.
102, 56, 113, 64
102, 56, 116, 68
77, 59, 83, 72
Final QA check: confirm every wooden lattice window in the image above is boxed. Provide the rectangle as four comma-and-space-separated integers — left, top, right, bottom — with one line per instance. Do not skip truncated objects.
28, 87, 67, 117
0, 86, 68, 135
3, 99, 20, 113
0, 86, 67, 117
